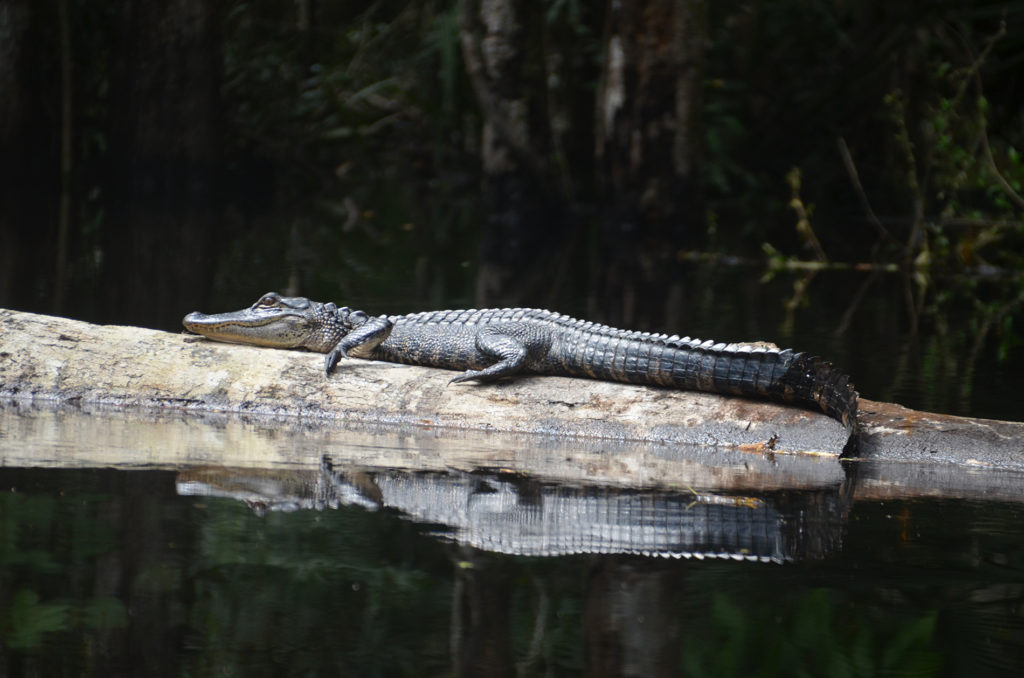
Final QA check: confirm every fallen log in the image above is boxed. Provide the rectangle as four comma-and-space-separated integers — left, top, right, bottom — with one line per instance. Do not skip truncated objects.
1, 307, 1022, 469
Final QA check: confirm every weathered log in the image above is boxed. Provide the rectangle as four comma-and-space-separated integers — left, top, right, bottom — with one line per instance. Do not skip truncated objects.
0, 307, 848, 454
1, 307, 1023, 471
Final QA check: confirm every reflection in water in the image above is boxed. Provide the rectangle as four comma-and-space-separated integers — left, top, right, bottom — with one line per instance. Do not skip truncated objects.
176, 463, 853, 676
2, 465, 1023, 677
3, 403, 1023, 676
176, 461, 850, 564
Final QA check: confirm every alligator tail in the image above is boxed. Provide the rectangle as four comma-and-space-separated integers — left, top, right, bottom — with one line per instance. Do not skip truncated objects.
769, 351, 859, 454
658, 342, 859, 454
552, 325, 860, 453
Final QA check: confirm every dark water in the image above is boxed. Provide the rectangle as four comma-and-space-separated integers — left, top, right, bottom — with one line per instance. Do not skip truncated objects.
2, 462, 1023, 677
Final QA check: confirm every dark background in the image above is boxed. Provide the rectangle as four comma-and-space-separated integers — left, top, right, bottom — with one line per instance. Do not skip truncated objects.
2, 0, 1023, 417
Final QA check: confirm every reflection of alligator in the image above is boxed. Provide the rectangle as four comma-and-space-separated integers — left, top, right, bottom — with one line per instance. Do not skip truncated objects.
183, 293, 859, 451
322, 465, 846, 563
176, 463, 848, 563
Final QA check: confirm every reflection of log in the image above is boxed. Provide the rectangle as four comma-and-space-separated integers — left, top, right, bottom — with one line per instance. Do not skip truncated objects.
7, 404, 1023, 503
3, 308, 1024, 469
3, 404, 845, 492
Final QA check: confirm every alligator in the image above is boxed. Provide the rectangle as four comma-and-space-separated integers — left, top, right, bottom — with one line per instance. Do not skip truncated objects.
183, 292, 859, 452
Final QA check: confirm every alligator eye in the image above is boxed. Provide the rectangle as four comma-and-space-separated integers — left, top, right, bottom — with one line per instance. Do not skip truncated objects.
257, 292, 281, 307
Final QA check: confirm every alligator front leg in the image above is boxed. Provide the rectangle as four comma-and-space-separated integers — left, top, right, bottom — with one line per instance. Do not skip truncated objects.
450, 327, 529, 383
324, 314, 393, 376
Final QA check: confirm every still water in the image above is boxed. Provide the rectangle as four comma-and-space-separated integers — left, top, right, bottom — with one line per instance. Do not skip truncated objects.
1, 405, 1023, 677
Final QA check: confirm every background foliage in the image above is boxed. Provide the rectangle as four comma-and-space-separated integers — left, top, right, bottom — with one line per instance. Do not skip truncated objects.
1, 0, 1023, 416
3, 0, 1021, 309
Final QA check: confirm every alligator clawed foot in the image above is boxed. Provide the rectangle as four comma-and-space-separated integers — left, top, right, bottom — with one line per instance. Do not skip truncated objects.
324, 347, 349, 377
449, 370, 480, 385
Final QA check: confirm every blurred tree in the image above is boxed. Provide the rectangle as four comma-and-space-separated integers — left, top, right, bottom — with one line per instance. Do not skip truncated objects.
1, 0, 1021, 338
0, 1, 60, 312
594, 0, 706, 327
99, 0, 224, 329
459, 0, 565, 307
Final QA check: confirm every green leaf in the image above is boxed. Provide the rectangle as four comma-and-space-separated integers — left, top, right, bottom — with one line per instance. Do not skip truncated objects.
4, 589, 71, 650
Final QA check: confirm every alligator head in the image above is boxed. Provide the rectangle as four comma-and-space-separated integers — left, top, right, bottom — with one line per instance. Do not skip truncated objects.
183, 292, 355, 353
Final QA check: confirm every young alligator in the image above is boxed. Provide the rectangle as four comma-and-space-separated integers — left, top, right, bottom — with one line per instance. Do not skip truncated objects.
183, 292, 859, 452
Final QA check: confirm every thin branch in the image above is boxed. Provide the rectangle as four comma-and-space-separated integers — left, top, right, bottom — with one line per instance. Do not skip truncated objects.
786, 168, 827, 262
885, 91, 927, 256
958, 19, 1023, 210
834, 268, 881, 339
979, 130, 1024, 211
836, 137, 902, 247
960, 287, 1024, 406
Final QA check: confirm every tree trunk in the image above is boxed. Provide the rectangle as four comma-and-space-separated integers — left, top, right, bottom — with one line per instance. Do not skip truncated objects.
459, 0, 561, 307
594, 0, 706, 327
55, 0, 73, 315
101, 0, 224, 330
0, 1, 59, 312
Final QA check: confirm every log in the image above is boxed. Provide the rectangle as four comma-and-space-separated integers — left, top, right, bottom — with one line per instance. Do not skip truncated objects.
0, 307, 848, 455
2, 307, 1023, 472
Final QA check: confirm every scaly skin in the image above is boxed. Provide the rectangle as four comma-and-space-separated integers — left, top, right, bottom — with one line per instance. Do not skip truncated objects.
184, 292, 859, 451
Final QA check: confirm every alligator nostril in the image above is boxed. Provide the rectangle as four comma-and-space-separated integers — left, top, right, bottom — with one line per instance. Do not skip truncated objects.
182, 312, 208, 330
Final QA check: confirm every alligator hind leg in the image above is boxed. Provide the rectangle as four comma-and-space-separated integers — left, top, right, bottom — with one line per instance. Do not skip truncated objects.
450, 327, 528, 383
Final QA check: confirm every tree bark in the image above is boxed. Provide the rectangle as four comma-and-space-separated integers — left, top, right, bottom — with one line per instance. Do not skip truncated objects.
594, 0, 706, 327
459, 0, 562, 307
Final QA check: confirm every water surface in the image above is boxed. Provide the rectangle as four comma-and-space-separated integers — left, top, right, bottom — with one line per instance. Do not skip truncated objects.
2, 404, 1022, 676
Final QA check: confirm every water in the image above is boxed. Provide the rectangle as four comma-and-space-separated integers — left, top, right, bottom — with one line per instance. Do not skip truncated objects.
1, 405, 1022, 676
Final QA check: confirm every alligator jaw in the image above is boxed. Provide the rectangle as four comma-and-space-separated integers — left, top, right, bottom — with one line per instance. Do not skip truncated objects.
183, 294, 318, 349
